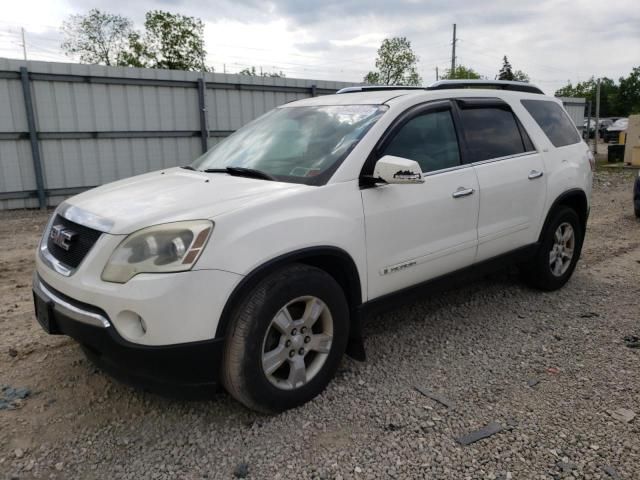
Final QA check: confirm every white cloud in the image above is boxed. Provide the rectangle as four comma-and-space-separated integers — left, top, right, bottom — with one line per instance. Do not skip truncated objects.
0, 0, 638, 93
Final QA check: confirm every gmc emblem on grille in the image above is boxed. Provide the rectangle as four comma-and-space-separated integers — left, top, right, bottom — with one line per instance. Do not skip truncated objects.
50, 224, 77, 251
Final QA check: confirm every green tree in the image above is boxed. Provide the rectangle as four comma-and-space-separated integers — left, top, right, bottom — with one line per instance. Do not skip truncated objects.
238, 66, 286, 78
498, 55, 514, 80
119, 32, 146, 68
555, 77, 621, 117
497, 56, 529, 82
554, 81, 584, 98
125, 11, 207, 71
441, 65, 481, 80
364, 37, 421, 86
513, 70, 530, 82
618, 67, 640, 115
61, 9, 133, 65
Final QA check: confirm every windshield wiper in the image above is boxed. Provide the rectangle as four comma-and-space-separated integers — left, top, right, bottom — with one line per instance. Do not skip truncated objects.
181, 165, 198, 171
203, 167, 276, 181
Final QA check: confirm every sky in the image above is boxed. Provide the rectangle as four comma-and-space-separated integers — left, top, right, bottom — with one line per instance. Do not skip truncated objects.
0, 0, 638, 95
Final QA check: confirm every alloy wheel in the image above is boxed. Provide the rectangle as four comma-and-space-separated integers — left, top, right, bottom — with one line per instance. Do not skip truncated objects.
261, 296, 333, 390
549, 222, 575, 277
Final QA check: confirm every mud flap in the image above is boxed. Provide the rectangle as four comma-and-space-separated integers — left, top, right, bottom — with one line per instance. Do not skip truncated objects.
345, 308, 366, 361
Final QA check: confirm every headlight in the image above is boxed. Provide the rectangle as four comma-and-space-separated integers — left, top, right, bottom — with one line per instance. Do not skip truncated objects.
101, 220, 213, 283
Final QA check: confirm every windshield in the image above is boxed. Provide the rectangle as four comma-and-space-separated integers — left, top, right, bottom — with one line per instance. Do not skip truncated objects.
191, 105, 387, 185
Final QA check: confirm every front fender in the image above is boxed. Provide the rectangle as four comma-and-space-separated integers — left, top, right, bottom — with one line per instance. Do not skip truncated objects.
196, 180, 367, 300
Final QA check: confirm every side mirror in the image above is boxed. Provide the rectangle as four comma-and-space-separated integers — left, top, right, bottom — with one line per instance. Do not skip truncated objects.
373, 155, 424, 184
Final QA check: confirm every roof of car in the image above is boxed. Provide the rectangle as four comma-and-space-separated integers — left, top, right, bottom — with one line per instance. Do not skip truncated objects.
283, 81, 549, 108
338, 80, 544, 95
283, 87, 553, 109
281, 90, 417, 107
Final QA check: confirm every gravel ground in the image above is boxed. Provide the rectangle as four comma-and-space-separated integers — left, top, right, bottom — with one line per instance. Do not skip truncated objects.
1, 169, 639, 480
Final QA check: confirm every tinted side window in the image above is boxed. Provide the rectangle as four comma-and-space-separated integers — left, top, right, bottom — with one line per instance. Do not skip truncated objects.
382, 110, 460, 173
459, 107, 526, 161
521, 99, 581, 147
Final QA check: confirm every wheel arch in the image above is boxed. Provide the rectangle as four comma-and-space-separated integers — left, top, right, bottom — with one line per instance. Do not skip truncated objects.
215, 247, 365, 359
539, 188, 589, 241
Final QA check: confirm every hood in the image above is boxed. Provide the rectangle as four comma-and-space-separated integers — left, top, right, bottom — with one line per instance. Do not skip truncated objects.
64, 168, 305, 234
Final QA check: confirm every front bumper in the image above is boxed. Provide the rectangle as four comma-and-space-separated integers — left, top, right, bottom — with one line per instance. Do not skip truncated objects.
35, 241, 242, 346
33, 274, 225, 392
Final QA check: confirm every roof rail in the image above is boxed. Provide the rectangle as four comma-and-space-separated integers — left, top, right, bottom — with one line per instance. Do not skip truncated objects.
336, 80, 544, 95
336, 85, 427, 94
427, 80, 544, 94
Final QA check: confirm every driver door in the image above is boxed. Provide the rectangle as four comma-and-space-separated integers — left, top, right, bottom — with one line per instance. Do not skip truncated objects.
361, 101, 480, 300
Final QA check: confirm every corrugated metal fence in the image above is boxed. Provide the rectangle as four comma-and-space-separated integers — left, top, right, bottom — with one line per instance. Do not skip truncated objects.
558, 96, 586, 133
0, 58, 354, 210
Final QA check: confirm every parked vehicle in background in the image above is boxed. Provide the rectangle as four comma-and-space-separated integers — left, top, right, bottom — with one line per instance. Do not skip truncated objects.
582, 118, 617, 139
583, 119, 597, 139
604, 118, 628, 143
32, 80, 593, 412
595, 118, 615, 139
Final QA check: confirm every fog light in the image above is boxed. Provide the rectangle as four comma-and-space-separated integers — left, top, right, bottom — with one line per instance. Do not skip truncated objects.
116, 310, 146, 339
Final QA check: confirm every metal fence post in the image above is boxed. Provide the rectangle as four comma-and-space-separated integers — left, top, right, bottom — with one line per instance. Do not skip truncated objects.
19, 66, 46, 209
594, 79, 601, 156
197, 77, 209, 153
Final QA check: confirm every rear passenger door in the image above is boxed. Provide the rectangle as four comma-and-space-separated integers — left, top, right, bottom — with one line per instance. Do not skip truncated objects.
456, 98, 547, 262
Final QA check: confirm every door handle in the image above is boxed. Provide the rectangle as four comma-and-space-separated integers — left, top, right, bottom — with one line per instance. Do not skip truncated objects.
452, 187, 475, 198
528, 170, 544, 180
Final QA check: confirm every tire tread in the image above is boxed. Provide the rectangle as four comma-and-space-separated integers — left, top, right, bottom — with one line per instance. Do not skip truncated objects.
521, 206, 583, 291
221, 264, 347, 413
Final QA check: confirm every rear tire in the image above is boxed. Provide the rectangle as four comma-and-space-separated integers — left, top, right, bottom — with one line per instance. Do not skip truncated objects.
222, 264, 349, 413
521, 206, 583, 291
634, 176, 640, 218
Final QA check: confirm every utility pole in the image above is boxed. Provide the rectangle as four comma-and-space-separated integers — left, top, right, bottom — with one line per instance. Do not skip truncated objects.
21, 27, 27, 60
585, 100, 592, 143
593, 79, 601, 155
435, 66, 439, 81
199, 55, 209, 152
451, 24, 457, 76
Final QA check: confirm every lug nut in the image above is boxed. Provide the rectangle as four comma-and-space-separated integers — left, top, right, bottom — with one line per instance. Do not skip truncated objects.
285, 340, 291, 347
289, 350, 295, 358
291, 328, 297, 336
298, 348, 305, 355
304, 336, 311, 343
300, 327, 307, 334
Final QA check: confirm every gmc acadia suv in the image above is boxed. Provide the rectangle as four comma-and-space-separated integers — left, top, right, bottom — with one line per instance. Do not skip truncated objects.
33, 80, 593, 412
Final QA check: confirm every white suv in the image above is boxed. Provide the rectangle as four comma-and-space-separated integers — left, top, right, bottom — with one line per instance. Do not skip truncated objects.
33, 80, 593, 412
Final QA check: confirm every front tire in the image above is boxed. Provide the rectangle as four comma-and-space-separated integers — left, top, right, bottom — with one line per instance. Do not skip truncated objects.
521, 206, 583, 291
222, 264, 349, 413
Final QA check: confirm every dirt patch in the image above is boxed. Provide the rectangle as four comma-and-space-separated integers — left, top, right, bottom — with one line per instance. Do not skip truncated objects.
1, 169, 639, 479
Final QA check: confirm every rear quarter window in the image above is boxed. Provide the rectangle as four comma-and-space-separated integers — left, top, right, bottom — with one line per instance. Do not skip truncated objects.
521, 99, 581, 148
